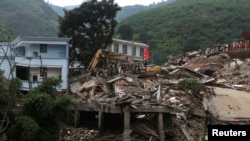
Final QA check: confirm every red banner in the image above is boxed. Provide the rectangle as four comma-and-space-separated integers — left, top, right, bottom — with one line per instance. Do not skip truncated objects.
144, 47, 150, 61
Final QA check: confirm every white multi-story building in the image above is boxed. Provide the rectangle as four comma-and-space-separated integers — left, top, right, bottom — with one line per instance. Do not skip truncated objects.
0, 36, 71, 92
107, 38, 150, 62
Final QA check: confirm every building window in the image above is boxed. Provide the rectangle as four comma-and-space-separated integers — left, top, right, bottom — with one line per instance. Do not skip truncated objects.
40, 44, 47, 53
140, 48, 144, 57
114, 44, 119, 52
132, 47, 136, 56
32, 75, 38, 82
122, 45, 127, 54
33, 52, 38, 57
16, 66, 29, 80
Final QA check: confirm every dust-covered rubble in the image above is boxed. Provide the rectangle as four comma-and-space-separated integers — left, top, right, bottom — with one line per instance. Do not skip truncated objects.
65, 50, 250, 141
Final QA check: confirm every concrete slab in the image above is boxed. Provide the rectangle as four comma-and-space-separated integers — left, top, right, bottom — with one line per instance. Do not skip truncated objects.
206, 87, 250, 121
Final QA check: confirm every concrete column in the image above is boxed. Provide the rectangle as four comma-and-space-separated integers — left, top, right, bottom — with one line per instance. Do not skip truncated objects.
158, 113, 165, 141
123, 110, 131, 141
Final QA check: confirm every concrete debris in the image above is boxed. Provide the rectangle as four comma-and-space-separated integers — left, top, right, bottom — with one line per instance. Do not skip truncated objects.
131, 123, 159, 139
180, 124, 194, 141
61, 127, 99, 141
77, 77, 110, 99
66, 50, 250, 141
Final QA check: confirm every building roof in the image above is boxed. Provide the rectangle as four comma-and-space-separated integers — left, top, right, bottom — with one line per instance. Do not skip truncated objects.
112, 38, 149, 48
12, 36, 72, 45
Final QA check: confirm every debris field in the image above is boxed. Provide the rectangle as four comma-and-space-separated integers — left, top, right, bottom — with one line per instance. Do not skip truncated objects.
64, 50, 250, 141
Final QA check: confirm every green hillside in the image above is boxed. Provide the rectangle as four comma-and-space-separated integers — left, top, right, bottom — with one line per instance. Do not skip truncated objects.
49, 4, 65, 17
116, 0, 250, 64
0, 0, 59, 38
116, 0, 175, 22
49, 0, 175, 22
49, 4, 78, 17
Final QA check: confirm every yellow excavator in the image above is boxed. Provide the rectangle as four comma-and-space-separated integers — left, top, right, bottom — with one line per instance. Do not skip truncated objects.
86, 49, 134, 74
86, 49, 161, 76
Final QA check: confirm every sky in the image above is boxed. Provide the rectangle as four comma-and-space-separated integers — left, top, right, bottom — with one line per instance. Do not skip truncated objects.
44, 0, 165, 7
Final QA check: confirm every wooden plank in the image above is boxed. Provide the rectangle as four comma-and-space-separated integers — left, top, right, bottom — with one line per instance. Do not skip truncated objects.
78, 101, 179, 113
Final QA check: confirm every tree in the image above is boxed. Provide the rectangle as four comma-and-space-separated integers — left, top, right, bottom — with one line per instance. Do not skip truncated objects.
58, 0, 121, 69
0, 24, 14, 42
117, 24, 134, 40
7, 77, 78, 141
0, 69, 22, 136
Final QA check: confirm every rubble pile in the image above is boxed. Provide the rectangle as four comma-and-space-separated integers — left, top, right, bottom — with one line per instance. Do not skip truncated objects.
183, 52, 250, 91
183, 52, 230, 75
220, 59, 250, 91
65, 51, 250, 141
61, 127, 99, 141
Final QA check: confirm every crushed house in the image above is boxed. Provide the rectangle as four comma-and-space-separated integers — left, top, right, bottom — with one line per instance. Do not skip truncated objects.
65, 38, 250, 141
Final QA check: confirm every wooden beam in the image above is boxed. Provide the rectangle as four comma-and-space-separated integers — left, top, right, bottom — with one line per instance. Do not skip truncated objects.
78, 101, 178, 113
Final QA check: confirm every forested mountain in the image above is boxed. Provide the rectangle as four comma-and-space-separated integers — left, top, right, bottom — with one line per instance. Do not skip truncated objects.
49, 4, 65, 17
1, 0, 250, 65
49, 0, 175, 22
0, 24, 14, 41
0, 0, 59, 40
116, 0, 175, 22
116, 0, 250, 64
49, 4, 78, 17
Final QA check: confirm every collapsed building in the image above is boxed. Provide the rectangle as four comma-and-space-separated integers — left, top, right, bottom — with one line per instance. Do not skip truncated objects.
64, 49, 250, 141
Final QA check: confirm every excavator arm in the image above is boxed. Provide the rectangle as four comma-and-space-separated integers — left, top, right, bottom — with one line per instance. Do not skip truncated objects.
86, 49, 134, 73
86, 49, 103, 73
103, 51, 134, 64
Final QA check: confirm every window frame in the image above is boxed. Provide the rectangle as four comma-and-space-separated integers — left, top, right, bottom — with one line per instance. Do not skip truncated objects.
114, 44, 119, 52
122, 45, 127, 54
40, 44, 47, 53
140, 48, 144, 57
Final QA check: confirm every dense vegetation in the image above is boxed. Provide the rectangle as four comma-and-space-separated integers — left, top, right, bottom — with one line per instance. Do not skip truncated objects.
0, 0, 59, 38
116, 0, 250, 64
0, 75, 77, 141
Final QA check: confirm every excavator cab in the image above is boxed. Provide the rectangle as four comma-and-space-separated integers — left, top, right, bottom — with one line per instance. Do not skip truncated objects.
137, 62, 161, 73
145, 64, 161, 73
